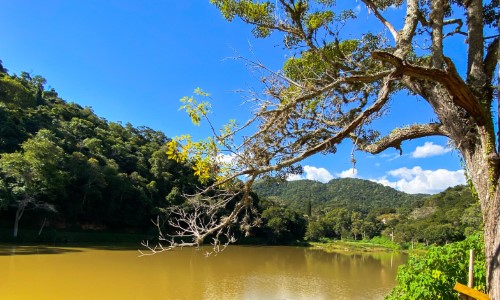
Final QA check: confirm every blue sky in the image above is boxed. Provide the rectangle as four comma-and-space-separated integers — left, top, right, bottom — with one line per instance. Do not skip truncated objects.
0, 1, 466, 194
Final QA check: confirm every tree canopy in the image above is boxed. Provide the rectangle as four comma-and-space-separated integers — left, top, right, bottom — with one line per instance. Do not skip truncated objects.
253, 178, 426, 212
0, 67, 202, 238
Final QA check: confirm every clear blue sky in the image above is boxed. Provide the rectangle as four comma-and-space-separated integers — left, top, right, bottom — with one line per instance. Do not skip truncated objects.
0, 1, 466, 194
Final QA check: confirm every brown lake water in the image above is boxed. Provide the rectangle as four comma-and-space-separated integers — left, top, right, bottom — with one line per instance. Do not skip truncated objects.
0, 245, 407, 300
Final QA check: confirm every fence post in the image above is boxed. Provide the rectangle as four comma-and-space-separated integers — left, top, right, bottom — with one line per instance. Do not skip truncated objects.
468, 249, 474, 288
454, 248, 489, 300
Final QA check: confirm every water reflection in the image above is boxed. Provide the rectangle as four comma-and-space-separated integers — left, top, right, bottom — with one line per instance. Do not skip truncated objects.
0, 245, 407, 299
0, 245, 82, 256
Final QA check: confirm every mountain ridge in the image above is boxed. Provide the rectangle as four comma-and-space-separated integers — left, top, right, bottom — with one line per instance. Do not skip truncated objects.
252, 177, 429, 213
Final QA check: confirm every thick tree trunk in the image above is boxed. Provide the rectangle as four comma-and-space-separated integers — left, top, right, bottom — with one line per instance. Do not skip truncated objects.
486, 223, 500, 299
452, 119, 499, 298
408, 77, 499, 298
459, 136, 500, 299
481, 185, 500, 299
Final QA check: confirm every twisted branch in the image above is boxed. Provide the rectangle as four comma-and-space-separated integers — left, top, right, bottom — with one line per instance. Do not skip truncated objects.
361, 123, 449, 155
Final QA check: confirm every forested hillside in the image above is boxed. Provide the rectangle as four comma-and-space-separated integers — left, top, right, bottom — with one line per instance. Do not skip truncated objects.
392, 185, 481, 245
253, 178, 481, 245
0, 61, 200, 238
253, 178, 426, 214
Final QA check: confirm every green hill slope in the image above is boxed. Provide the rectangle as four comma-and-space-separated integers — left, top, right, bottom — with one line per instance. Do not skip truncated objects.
393, 185, 481, 244
0, 64, 200, 236
253, 178, 427, 214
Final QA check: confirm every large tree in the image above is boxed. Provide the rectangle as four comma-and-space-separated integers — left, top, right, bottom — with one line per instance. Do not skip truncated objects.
160, 0, 499, 297
0, 129, 66, 237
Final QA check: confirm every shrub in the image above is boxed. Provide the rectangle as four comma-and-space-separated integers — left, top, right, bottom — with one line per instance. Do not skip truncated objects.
385, 233, 485, 300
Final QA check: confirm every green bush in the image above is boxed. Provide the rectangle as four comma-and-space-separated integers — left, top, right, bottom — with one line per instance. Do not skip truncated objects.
369, 236, 400, 250
385, 233, 486, 299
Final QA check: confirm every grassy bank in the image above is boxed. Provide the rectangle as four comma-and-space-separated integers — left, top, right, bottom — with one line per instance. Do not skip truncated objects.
308, 237, 431, 255
309, 237, 402, 253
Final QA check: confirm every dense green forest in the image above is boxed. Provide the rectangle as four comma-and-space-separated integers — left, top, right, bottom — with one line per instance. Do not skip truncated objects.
0, 61, 202, 239
0, 61, 480, 247
253, 179, 481, 246
253, 178, 426, 213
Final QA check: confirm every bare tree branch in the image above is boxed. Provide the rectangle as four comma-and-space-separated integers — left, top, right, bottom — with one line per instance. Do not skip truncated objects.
430, 0, 445, 68
361, 123, 449, 154
443, 18, 466, 38
238, 72, 397, 177
465, 0, 486, 85
394, 0, 419, 58
361, 0, 398, 42
484, 37, 499, 83
140, 186, 252, 257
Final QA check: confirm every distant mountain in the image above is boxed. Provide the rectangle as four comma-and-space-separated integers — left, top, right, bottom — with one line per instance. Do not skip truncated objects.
252, 178, 428, 213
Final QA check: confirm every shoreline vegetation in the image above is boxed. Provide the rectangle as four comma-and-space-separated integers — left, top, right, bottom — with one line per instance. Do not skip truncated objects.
310, 239, 400, 253
308, 237, 428, 254
0, 227, 420, 254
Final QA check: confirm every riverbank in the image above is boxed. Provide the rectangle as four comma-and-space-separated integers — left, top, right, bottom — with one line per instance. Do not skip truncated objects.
310, 240, 395, 253
309, 237, 400, 253
309, 238, 428, 254
0, 227, 425, 256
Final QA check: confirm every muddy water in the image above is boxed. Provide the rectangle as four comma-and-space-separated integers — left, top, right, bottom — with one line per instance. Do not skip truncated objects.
0, 245, 406, 299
